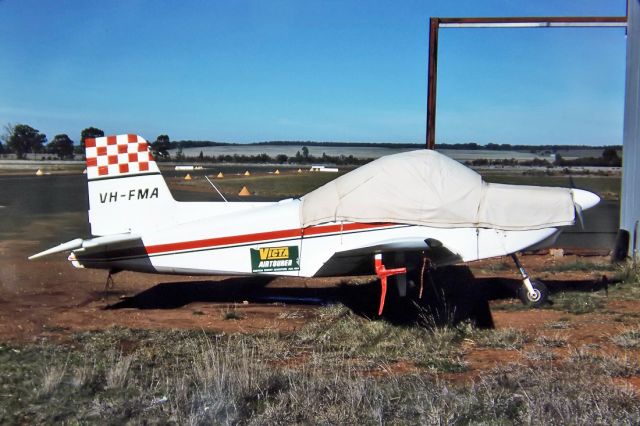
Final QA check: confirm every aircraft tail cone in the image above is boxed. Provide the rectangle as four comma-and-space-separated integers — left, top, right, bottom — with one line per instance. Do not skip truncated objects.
184, 174, 192, 180
216, 172, 224, 178
238, 186, 251, 196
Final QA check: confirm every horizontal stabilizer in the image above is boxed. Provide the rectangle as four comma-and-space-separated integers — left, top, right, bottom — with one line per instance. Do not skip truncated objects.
28, 233, 142, 260
28, 238, 84, 260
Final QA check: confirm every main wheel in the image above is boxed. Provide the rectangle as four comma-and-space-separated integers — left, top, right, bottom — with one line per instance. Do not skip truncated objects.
518, 280, 549, 308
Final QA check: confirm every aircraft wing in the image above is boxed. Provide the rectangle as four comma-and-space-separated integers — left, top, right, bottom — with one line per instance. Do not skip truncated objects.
313, 236, 461, 277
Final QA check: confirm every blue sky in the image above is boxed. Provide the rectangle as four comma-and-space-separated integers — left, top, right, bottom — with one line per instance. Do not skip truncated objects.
0, 0, 627, 145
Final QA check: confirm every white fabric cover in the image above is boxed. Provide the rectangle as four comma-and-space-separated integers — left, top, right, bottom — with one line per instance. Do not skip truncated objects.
300, 150, 576, 230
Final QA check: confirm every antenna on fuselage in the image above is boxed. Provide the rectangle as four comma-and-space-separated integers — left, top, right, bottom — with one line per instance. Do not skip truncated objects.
205, 175, 229, 202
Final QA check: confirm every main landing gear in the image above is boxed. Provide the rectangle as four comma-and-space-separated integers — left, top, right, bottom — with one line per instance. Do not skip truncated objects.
374, 254, 406, 315
511, 253, 549, 308
373, 252, 549, 315
374, 253, 434, 315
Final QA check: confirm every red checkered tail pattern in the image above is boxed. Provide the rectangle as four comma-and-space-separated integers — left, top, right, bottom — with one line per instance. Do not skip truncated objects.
85, 134, 175, 236
85, 134, 159, 179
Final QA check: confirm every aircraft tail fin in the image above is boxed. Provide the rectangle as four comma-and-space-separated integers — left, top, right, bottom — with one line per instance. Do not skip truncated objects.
85, 134, 175, 236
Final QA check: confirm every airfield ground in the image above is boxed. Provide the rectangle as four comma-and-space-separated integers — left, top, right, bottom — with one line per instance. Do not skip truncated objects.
0, 164, 637, 423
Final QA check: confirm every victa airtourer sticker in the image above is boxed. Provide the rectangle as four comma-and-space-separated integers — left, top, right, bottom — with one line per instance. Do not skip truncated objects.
251, 246, 300, 272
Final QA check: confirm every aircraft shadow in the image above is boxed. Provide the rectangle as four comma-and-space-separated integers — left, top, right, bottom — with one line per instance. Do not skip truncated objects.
105, 266, 615, 329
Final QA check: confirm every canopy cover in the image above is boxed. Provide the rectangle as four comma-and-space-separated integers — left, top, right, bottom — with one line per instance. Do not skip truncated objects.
300, 150, 576, 230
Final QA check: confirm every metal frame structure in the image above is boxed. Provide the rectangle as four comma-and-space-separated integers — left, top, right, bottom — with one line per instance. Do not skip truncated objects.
620, 0, 640, 258
425, 16, 628, 149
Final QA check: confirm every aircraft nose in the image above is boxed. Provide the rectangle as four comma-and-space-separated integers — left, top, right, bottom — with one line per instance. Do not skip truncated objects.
571, 188, 600, 211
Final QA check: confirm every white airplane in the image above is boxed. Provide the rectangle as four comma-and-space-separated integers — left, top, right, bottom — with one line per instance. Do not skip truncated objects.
30, 134, 600, 314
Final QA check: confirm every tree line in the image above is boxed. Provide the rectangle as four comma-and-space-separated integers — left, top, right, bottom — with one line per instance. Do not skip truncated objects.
0, 122, 623, 166
177, 147, 370, 166
0, 124, 105, 160
465, 147, 622, 168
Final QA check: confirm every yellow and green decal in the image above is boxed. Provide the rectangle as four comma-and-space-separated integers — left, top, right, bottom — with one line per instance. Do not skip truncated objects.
250, 246, 300, 272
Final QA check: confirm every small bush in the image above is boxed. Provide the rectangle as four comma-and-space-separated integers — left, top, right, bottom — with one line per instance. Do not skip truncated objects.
611, 326, 640, 349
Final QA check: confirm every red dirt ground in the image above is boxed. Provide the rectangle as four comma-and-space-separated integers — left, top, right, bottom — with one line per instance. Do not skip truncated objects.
1, 240, 638, 389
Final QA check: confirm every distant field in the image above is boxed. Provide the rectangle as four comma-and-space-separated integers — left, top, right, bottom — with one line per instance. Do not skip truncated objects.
166, 167, 621, 201
167, 169, 347, 201
482, 172, 621, 200
175, 146, 604, 161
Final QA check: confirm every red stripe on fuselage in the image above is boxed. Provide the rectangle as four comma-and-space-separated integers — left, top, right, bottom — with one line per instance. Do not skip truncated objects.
145, 222, 397, 255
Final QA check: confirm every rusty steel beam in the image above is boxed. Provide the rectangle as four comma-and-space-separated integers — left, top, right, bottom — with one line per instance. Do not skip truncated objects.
437, 16, 627, 28
425, 16, 627, 149
426, 18, 440, 150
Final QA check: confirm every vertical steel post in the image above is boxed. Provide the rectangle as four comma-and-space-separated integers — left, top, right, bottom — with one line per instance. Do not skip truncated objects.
426, 18, 439, 150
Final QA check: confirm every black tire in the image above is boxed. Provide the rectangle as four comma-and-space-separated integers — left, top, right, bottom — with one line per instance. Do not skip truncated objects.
518, 280, 549, 308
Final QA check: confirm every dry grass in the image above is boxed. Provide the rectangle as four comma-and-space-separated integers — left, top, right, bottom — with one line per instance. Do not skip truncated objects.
0, 306, 638, 424
569, 346, 640, 378
611, 326, 640, 349
536, 333, 568, 348
39, 362, 67, 396
472, 328, 529, 350
105, 352, 133, 389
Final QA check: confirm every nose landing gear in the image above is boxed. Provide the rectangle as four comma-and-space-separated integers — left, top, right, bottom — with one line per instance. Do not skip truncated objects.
511, 253, 549, 307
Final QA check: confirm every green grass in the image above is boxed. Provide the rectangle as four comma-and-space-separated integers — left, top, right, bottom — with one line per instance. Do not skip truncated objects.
173, 172, 345, 199
544, 261, 617, 273
542, 262, 640, 315
482, 173, 620, 200
470, 328, 528, 350
549, 291, 606, 314
171, 168, 621, 201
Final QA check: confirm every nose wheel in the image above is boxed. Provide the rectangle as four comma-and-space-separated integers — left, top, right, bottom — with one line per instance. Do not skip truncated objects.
511, 254, 549, 308
517, 279, 549, 307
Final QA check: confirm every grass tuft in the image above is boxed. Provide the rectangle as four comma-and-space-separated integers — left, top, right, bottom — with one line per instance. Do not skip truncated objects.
105, 352, 132, 389
39, 362, 67, 396
221, 308, 245, 321
610, 326, 640, 349
550, 291, 605, 314
569, 347, 640, 378
472, 328, 528, 350
536, 333, 568, 348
